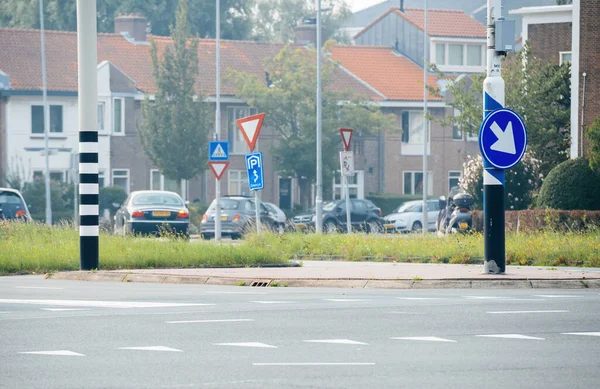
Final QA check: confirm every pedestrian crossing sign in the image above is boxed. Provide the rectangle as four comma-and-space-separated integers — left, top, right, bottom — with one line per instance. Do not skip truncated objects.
209, 141, 229, 162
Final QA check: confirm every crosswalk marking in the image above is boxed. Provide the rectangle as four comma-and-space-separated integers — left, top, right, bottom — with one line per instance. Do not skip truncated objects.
118, 346, 183, 352
303, 339, 368, 345
20, 350, 84, 356
391, 336, 457, 343
562, 332, 600, 337
477, 334, 544, 340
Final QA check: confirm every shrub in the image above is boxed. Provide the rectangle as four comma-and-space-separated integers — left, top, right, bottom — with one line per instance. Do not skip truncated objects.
586, 117, 600, 171
99, 186, 128, 213
471, 209, 600, 232
537, 158, 600, 210
366, 193, 422, 216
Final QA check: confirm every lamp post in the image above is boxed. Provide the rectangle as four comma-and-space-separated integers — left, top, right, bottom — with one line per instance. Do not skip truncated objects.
39, 0, 52, 225
421, 0, 429, 235
315, 0, 323, 234
214, 0, 222, 241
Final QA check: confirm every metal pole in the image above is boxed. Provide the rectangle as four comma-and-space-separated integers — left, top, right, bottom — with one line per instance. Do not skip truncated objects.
39, 0, 52, 226
421, 0, 428, 235
72, 152, 78, 225
315, 0, 323, 234
344, 175, 351, 234
214, 0, 222, 241
77, 0, 99, 270
255, 190, 261, 235
483, 0, 505, 274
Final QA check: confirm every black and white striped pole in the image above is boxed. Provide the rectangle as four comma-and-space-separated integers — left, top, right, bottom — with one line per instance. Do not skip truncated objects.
77, 0, 99, 270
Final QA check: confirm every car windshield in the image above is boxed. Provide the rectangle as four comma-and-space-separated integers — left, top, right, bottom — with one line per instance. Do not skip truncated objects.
208, 199, 240, 211
132, 193, 183, 206
322, 201, 340, 211
0, 191, 24, 206
396, 202, 421, 213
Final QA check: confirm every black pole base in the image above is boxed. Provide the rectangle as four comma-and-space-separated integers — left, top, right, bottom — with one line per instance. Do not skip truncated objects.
483, 175, 505, 274
80, 235, 99, 270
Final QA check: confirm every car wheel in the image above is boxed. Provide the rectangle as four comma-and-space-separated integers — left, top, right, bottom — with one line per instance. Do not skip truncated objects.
411, 221, 422, 233
324, 220, 338, 234
367, 220, 383, 234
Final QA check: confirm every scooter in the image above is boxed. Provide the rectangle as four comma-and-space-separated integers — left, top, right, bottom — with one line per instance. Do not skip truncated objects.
436, 190, 474, 235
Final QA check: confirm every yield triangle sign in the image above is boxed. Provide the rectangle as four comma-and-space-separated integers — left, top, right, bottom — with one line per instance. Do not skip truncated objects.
209, 161, 229, 181
236, 113, 265, 152
340, 128, 353, 151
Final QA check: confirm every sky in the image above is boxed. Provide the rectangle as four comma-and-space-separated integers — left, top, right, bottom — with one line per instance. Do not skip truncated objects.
346, 0, 386, 12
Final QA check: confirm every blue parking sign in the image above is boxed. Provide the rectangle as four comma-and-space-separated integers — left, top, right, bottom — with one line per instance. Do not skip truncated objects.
245, 152, 264, 191
479, 108, 527, 170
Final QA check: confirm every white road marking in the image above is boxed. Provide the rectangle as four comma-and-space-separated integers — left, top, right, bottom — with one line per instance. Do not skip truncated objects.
20, 350, 84, 356
534, 295, 585, 298
562, 332, 600, 337
0, 299, 214, 309
41, 308, 90, 312
303, 339, 368, 345
250, 301, 296, 304
253, 362, 375, 366
16, 286, 64, 290
323, 299, 371, 302
118, 346, 183, 352
497, 299, 547, 301
487, 310, 569, 314
0, 311, 12, 314
463, 296, 510, 300
396, 297, 442, 300
387, 311, 426, 315
214, 342, 277, 348
206, 291, 267, 295
391, 337, 457, 343
166, 319, 254, 324
477, 334, 545, 340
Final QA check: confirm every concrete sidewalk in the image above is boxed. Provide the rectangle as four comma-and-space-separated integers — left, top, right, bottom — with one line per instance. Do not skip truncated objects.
47, 261, 600, 289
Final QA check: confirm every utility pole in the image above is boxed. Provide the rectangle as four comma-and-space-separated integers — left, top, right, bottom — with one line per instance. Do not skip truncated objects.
214, 0, 222, 241
39, 0, 52, 225
77, 0, 99, 270
421, 0, 428, 235
483, 0, 505, 274
315, 0, 323, 234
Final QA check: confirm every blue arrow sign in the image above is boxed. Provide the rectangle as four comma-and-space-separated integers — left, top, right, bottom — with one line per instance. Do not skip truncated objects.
209, 141, 229, 162
245, 152, 264, 191
479, 108, 527, 170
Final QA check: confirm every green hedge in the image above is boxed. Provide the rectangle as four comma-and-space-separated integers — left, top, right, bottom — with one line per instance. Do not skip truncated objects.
537, 158, 600, 210
472, 210, 600, 232
366, 194, 423, 216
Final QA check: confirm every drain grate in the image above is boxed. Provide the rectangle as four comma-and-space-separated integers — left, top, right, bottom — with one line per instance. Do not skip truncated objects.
250, 281, 270, 287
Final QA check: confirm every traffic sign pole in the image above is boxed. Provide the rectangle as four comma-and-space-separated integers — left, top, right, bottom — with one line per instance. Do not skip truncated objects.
483, 0, 505, 274
344, 175, 351, 234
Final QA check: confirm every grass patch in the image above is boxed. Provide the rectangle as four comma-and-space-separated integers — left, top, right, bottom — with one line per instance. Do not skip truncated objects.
0, 221, 285, 274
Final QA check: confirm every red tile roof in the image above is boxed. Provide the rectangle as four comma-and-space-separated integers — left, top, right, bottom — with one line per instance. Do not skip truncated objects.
355, 7, 486, 39
0, 28, 380, 100
329, 45, 441, 101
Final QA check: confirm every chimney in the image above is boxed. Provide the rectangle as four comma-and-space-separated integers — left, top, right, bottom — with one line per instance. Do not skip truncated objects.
400, 0, 405, 12
294, 17, 325, 46
115, 14, 148, 42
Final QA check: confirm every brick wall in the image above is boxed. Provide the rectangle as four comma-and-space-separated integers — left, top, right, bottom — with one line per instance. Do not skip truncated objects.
580, 0, 600, 156
528, 23, 572, 65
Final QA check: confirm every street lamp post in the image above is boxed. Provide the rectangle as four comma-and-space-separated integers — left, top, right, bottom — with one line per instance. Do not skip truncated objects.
39, 0, 52, 225
315, 0, 323, 234
214, 0, 222, 241
421, 0, 429, 235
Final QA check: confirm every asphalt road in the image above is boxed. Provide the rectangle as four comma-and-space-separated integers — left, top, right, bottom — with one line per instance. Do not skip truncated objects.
1, 276, 599, 389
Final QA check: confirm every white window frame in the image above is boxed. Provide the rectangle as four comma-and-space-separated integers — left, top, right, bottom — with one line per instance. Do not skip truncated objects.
111, 169, 130, 193
227, 170, 249, 196
401, 111, 431, 156
333, 170, 364, 200
431, 38, 486, 73
227, 106, 258, 154
559, 51, 572, 65
452, 109, 478, 142
97, 101, 106, 133
112, 97, 125, 136
403, 171, 433, 196
448, 171, 462, 191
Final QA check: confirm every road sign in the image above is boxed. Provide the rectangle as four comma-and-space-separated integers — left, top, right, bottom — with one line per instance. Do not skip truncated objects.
209, 161, 229, 181
236, 113, 265, 152
340, 151, 354, 177
209, 141, 229, 161
245, 152, 264, 191
340, 128, 353, 152
479, 108, 527, 170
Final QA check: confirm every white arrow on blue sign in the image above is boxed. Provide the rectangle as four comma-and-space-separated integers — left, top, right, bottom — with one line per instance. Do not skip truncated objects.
245, 152, 264, 191
479, 108, 527, 170
209, 141, 229, 162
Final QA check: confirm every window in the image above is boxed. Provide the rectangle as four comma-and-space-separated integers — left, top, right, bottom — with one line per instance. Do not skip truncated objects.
436, 43, 446, 65
150, 170, 185, 196
333, 171, 364, 200
112, 169, 130, 193
228, 107, 257, 154
403, 171, 433, 196
228, 170, 249, 196
467, 45, 482, 66
353, 139, 364, 155
448, 171, 462, 191
31, 105, 63, 134
33, 170, 65, 182
113, 98, 124, 134
98, 171, 105, 187
98, 102, 105, 132
448, 44, 464, 66
560, 51, 572, 65
401, 111, 424, 144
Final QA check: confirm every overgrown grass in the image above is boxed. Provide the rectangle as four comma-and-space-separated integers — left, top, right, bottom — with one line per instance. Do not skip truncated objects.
0, 221, 285, 274
245, 230, 600, 267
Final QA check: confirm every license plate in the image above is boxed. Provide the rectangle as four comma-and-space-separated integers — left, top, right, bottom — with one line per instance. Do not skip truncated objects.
384, 224, 395, 230
152, 211, 171, 217
295, 224, 306, 229
221, 215, 228, 221
459, 222, 468, 229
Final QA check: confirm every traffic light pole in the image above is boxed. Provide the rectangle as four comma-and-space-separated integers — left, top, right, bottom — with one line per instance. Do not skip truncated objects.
483, 0, 505, 274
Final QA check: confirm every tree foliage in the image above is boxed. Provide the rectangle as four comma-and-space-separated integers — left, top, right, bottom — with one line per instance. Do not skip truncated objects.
0, 0, 255, 39
138, 0, 211, 184
586, 117, 600, 172
433, 45, 571, 177
227, 43, 394, 206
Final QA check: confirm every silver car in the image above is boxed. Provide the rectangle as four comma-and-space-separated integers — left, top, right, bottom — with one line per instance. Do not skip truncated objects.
0, 187, 31, 221
383, 200, 439, 233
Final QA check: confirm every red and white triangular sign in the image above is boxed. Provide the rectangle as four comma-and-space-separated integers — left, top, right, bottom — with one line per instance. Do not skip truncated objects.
236, 113, 265, 152
209, 161, 229, 181
340, 128, 353, 151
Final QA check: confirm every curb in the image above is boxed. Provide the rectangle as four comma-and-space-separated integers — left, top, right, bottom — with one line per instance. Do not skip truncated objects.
46, 271, 600, 289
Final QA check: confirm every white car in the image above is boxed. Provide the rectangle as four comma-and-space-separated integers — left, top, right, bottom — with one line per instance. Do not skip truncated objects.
383, 200, 440, 233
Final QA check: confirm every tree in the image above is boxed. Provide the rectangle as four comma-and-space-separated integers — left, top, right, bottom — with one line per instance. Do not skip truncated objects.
433, 45, 571, 177
556, 0, 572, 5
0, 0, 255, 40
253, 0, 351, 43
227, 43, 393, 207
586, 117, 600, 172
138, 0, 212, 189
